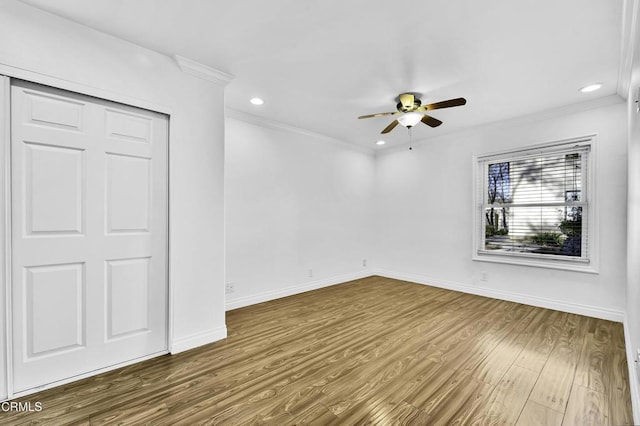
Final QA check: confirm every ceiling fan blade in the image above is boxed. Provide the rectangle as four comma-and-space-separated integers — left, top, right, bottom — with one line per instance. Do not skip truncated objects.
358, 111, 397, 119
421, 114, 443, 128
424, 97, 467, 110
399, 93, 415, 110
381, 120, 399, 134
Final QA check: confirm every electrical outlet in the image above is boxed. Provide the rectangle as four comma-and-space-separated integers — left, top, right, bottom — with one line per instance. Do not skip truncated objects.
362, 259, 367, 267
308, 269, 313, 278
480, 272, 488, 282
225, 282, 235, 294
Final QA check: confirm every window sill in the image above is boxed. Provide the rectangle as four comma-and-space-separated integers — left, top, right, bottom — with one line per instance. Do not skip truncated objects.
472, 252, 598, 274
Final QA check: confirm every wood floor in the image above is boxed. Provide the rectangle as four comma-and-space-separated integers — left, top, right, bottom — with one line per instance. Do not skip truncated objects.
2, 276, 633, 425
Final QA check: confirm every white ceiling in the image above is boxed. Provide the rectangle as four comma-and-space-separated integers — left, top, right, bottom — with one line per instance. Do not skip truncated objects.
21, 0, 624, 149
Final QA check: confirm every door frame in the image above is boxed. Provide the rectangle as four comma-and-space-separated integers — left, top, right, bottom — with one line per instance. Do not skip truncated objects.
0, 66, 174, 400
1, 75, 10, 401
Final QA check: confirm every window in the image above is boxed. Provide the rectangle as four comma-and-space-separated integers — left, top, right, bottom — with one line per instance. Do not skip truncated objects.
474, 137, 596, 272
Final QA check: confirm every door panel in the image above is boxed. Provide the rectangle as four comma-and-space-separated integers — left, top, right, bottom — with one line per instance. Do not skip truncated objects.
26, 263, 85, 357
106, 257, 150, 339
24, 142, 84, 235
11, 80, 168, 393
106, 153, 151, 233
105, 108, 152, 143
25, 90, 84, 131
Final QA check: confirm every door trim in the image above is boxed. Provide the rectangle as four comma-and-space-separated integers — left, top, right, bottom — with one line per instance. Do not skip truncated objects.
0, 63, 173, 116
0, 68, 173, 399
1, 75, 10, 401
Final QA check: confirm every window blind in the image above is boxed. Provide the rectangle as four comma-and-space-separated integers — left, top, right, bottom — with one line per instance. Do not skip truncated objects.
479, 144, 590, 262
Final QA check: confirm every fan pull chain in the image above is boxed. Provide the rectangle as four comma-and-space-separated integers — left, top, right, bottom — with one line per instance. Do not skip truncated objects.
409, 127, 413, 150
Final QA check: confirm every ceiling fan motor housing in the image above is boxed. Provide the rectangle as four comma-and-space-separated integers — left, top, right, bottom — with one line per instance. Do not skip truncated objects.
397, 98, 421, 112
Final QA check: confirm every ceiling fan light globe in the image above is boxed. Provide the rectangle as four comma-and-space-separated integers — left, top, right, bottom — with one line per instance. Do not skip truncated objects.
397, 112, 422, 127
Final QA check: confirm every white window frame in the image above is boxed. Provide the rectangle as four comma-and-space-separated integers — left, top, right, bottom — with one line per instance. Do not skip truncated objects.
472, 135, 598, 273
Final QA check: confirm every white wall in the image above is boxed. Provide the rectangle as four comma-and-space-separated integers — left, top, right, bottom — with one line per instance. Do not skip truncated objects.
0, 0, 227, 398
626, 0, 640, 419
224, 117, 375, 309
375, 99, 628, 320
0, 0, 633, 406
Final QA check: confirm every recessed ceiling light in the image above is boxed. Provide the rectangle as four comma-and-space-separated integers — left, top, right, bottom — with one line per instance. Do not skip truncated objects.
376, 140, 386, 146
579, 83, 603, 93
250, 97, 264, 105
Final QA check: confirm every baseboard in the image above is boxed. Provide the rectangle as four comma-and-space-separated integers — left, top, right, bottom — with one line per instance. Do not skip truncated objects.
225, 270, 372, 311
624, 316, 640, 424
373, 269, 625, 322
170, 326, 227, 354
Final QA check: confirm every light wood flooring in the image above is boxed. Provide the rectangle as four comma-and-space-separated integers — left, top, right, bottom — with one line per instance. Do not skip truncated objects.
2, 276, 633, 425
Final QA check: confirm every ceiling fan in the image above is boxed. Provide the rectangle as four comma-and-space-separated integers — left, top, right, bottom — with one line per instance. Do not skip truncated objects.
358, 93, 467, 134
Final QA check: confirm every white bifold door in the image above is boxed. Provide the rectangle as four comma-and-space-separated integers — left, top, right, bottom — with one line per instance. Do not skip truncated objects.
10, 80, 168, 393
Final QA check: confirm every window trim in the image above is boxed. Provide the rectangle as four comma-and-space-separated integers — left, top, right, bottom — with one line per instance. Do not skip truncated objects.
472, 135, 598, 274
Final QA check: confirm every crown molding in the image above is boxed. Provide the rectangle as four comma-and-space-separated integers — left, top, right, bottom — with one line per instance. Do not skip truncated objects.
173, 55, 234, 86
225, 108, 375, 155
493, 93, 624, 126
618, 0, 639, 98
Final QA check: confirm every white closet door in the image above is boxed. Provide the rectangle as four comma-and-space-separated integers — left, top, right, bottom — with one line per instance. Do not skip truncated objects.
10, 80, 168, 393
